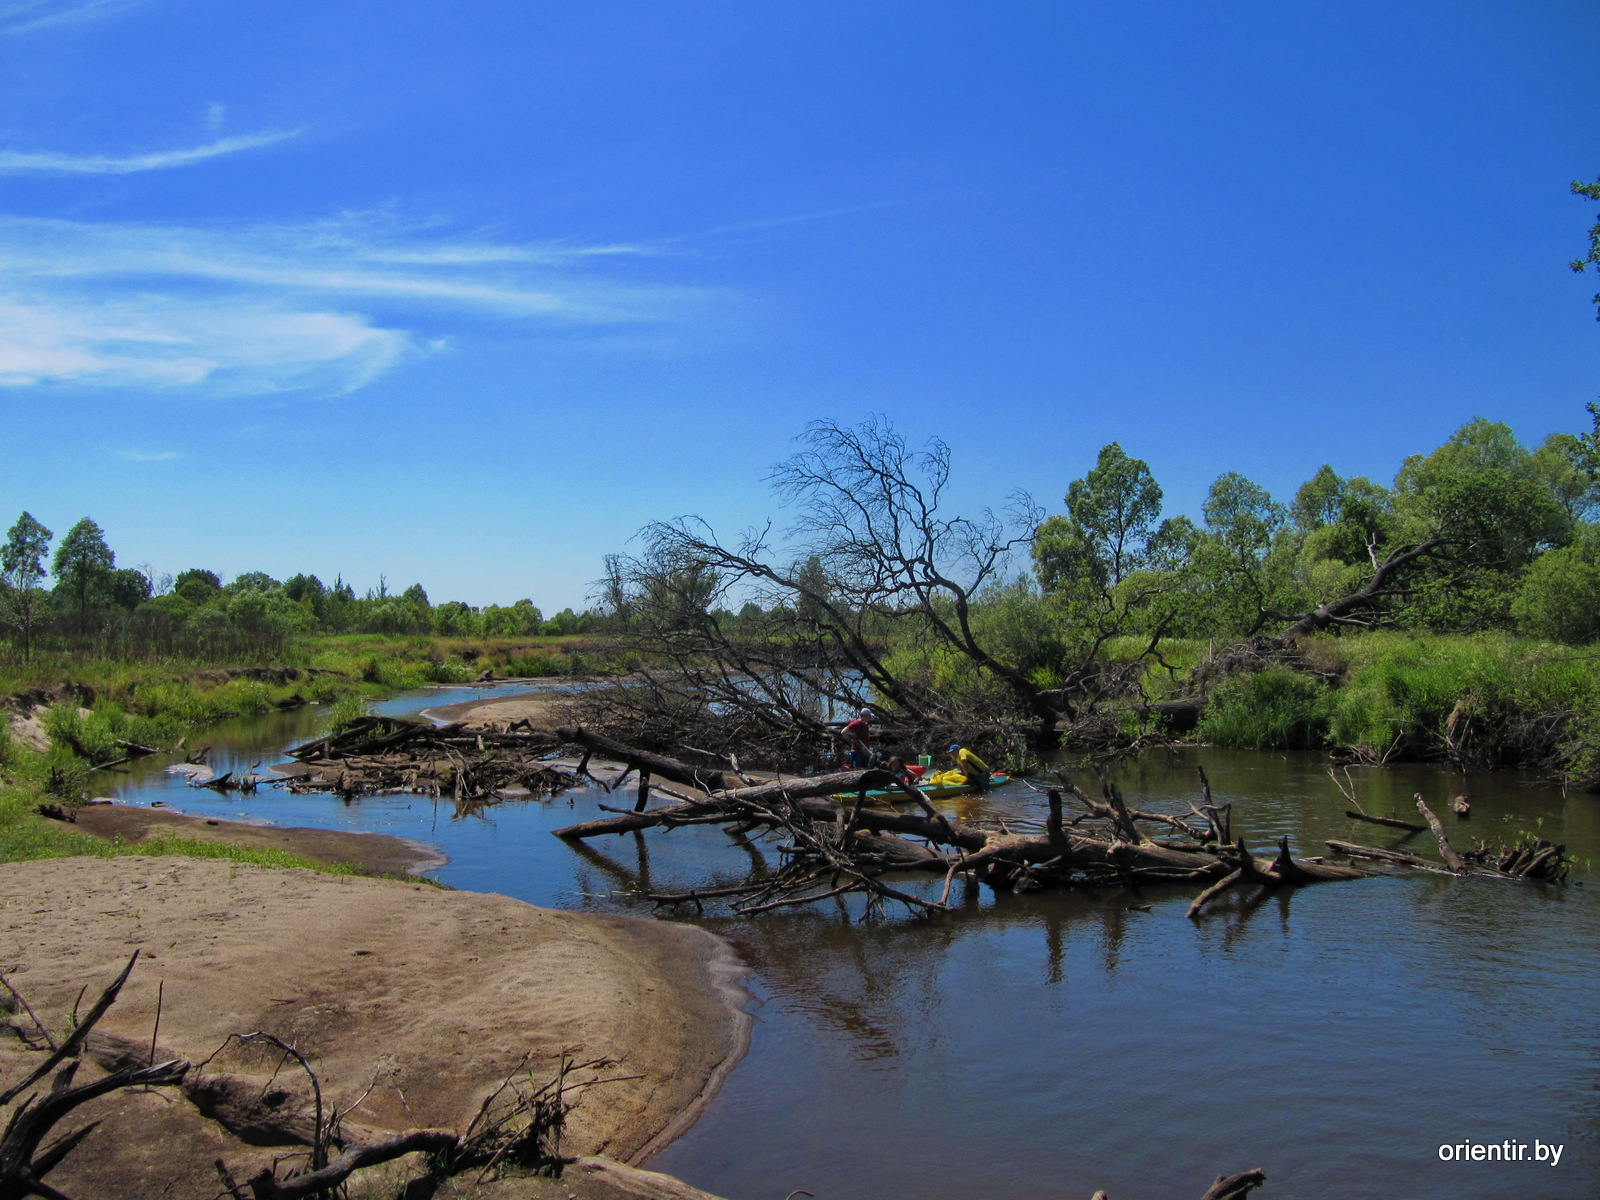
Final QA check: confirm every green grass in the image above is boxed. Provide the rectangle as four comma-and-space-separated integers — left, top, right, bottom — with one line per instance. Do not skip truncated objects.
0, 788, 353, 874
0, 708, 355, 873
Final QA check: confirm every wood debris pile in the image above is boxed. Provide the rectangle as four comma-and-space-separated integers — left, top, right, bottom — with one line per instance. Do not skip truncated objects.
282, 716, 571, 801
1330, 793, 1570, 883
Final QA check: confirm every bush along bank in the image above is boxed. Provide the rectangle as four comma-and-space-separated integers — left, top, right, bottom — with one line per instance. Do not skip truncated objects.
1188, 633, 1600, 785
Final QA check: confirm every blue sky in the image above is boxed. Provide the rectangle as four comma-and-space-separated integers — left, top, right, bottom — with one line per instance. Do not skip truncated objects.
1, 0, 1596, 610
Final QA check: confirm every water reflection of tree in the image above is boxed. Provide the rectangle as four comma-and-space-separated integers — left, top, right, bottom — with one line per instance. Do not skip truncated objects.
591, 830, 1225, 1061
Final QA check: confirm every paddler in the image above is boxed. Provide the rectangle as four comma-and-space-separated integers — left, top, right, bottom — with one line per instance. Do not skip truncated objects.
841, 707, 874, 769
946, 742, 991, 790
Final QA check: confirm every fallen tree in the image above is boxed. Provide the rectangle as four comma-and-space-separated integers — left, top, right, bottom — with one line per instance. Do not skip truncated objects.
552, 737, 1368, 917
553, 734, 1574, 916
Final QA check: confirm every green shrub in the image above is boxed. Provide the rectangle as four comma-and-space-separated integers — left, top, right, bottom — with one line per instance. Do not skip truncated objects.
1318, 634, 1600, 771
321, 694, 373, 734
424, 657, 474, 683
1513, 546, 1600, 644
42, 704, 122, 764
40, 746, 89, 805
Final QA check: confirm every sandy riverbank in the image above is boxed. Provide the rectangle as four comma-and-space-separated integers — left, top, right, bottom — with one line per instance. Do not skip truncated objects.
0, 857, 749, 1199
69, 802, 447, 875
421, 685, 582, 730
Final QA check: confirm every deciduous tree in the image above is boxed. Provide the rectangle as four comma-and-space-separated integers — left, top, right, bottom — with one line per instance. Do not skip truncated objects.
51, 517, 113, 616
1, 511, 52, 660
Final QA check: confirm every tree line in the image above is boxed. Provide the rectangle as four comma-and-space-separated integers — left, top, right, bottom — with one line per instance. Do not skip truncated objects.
0, 518, 594, 662
589, 408, 1600, 759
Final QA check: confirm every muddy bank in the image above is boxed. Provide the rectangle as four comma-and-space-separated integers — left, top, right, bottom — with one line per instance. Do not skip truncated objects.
68, 802, 447, 876
0, 857, 749, 1199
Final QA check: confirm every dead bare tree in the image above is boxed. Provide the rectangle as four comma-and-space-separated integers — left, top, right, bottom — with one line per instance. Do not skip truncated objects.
592, 418, 1063, 765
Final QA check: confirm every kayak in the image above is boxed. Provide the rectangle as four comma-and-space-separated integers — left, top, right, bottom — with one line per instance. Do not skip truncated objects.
832, 773, 1010, 803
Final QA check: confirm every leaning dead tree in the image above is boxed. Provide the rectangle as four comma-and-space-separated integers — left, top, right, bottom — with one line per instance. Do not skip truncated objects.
589, 417, 1069, 764
1278, 538, 1445, 638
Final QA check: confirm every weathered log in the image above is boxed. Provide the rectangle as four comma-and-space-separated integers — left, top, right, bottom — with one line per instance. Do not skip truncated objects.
1415, 795, 1464, 872
553, 770, 895, 839
1343, 809, 1426, 833
1262, 836, 1367, 884
0, 950, 193, 1195
0, 951, 141, 1106
1147, 694, 1205, 733
556, 726, 729, 791
244, 1130, 459, 1200
1325, 840, 1432, 867
1187, 868, 1244, 919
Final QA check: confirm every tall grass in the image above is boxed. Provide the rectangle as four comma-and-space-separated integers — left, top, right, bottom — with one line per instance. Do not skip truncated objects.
1197, 667, 1332, 749
321, 693, 372, 734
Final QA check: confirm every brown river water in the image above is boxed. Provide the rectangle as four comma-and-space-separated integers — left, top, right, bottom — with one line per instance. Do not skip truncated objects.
99, 688, 1600, 1199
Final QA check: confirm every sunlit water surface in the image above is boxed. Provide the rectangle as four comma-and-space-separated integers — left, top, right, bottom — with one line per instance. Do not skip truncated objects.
96, 688, 1600, 1200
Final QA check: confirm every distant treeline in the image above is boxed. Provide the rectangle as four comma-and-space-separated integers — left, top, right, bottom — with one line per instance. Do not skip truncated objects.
0, 517, 600, 662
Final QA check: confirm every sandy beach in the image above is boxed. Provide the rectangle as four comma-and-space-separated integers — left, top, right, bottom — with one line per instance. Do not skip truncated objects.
0, 857, 748, 1199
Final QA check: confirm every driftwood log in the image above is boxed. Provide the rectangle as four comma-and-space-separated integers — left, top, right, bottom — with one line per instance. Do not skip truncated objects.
1343, 810, 1426, 833
0, 951, 193, 1199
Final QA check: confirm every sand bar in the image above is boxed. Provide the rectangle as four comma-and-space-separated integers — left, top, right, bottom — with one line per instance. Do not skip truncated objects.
0, 857, 748, 1199
69, 802, 446, 875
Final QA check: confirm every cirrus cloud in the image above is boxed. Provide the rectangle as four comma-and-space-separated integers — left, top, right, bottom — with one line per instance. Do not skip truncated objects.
0, 0, 144, 35
0, 129, 305, 175
0, 212, 718, 396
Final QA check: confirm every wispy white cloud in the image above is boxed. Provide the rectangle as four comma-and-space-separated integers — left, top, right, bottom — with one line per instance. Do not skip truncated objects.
0, 0, 143, 35
113, 448, 182, 461
0, 129, 303, 175
0, 212, 716, 395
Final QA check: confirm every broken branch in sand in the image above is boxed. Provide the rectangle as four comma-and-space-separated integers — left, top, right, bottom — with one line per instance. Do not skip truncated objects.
0, 952, 193, 1196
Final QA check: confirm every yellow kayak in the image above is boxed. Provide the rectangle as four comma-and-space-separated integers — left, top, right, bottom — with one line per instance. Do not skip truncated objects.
832, 772, 1009, 803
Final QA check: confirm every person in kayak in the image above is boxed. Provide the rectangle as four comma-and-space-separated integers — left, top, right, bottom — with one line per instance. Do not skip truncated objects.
947, 743, 991, 790
841, 708, 874, 769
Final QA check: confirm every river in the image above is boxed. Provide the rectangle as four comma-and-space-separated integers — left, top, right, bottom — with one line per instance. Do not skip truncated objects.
93, 686, 1600, 1200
